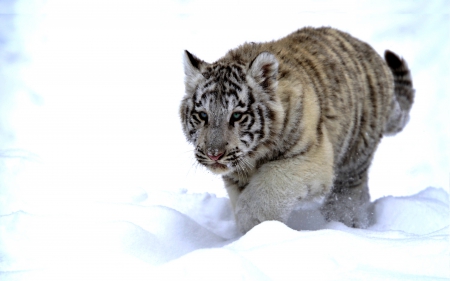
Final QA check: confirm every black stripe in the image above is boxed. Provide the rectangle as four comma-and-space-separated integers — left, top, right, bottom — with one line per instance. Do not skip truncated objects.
225, 89, 239, 100
392, 69, 409, 76
246, 111, 255, 130
282, 93, 304, 153
316, 120, 323, 144
247, 89, 255, 106
257, 106, 266, 140
192, 114, 200, 123
394, 80, 412, 87
188, 119, 196, 128
281, 93, 291, 137
202, 79, 214, 90
195, 154, 208, 160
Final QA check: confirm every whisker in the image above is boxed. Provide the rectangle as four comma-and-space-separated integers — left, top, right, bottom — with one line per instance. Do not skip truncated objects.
241, 157, 254, 169
237, 158, 247, 172
186, 157, 200, 176
236, 159, 249, 183
236, 161, 244, 182
182, 149, 195, 154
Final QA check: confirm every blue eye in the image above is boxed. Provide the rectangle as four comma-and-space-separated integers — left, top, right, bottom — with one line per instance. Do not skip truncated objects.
231, 112, 243, 121
199, 112, 208, 120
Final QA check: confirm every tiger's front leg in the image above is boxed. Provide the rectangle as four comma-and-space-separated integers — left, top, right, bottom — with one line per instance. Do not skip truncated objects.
233, 136, 335, 234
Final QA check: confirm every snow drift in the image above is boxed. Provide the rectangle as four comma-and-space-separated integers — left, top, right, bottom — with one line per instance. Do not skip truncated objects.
1, 188, 448, 280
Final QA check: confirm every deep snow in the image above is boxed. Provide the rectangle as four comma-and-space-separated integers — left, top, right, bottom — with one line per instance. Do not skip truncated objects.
1, 188, 449, 280
0, 0, 449, 280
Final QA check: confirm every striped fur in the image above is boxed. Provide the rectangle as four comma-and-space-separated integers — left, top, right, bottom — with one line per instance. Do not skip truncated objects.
180, 27, 414, 233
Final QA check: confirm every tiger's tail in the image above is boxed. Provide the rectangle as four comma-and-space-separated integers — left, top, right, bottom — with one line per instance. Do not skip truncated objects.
383, 50, 415, 135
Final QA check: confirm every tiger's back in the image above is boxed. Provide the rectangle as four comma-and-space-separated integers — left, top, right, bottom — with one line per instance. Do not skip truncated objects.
181, 27, 414, 233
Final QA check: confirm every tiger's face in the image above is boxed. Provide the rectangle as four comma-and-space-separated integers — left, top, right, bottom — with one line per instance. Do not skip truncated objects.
180, 50, 282, 175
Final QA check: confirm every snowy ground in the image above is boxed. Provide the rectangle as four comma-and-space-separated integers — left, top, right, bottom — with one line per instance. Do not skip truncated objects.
0, 0, 449, 280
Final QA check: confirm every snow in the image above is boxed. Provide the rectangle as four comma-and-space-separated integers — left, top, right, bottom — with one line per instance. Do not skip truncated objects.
1, 0, 449, 280
1, 188, 448, 280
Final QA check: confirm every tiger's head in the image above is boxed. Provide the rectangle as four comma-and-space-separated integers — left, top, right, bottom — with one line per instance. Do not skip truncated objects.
180, 50, 283, 175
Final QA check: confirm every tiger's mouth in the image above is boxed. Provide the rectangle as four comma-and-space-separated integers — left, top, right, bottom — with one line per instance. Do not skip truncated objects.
195, 147, 246, 175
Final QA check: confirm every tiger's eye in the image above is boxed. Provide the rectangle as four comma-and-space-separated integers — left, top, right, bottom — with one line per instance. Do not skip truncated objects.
231, 112, 243, 122
199, 112, 208, 120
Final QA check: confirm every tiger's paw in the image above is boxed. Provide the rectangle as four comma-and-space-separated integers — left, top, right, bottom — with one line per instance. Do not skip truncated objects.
235, 190, 289, 234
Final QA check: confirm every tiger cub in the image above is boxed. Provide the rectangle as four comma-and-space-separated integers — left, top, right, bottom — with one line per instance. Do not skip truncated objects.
180, 27, 414, 234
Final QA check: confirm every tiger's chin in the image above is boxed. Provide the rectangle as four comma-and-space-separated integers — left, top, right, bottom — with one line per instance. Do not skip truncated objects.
206, 162, 231, 175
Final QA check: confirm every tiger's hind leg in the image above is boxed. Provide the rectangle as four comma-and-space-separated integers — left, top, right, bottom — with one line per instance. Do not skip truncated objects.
320, 171, 374, 228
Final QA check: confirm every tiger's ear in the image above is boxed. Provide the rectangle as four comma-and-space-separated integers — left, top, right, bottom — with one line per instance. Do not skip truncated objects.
183, 50, 206, 79
249, 52, 279, 93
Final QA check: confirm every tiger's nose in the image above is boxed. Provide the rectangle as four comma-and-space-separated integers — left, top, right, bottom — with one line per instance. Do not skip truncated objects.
207, 152, 224, 161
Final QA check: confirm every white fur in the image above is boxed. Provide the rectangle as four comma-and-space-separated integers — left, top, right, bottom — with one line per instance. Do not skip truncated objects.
231, 127, 334, 233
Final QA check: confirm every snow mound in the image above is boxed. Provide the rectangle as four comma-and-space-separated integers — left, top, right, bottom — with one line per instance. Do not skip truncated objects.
160, 222, 449, 281
1, 187, 448, 280
370, 187, 449, 235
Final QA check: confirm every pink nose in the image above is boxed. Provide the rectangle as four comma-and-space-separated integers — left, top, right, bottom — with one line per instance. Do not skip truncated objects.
207, 152, 224, 161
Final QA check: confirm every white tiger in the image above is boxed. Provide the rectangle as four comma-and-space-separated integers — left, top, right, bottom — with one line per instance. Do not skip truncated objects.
180, 27, 414, 233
